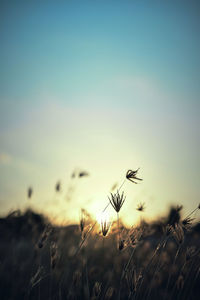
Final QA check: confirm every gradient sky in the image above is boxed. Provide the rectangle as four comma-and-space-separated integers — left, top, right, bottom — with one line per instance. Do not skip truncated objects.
0, 0, 200, 225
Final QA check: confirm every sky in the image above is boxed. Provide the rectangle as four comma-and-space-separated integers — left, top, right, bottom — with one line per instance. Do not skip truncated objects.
0, 0, 200, 226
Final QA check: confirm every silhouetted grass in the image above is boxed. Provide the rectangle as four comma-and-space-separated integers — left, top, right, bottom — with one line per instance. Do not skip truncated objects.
0, 206, 200, 300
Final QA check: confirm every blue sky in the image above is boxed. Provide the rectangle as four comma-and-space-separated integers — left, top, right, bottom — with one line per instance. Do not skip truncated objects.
0, 0, 200, 224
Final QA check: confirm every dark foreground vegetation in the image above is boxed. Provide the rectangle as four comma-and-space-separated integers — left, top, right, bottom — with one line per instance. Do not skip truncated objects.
0, 206, 200, 300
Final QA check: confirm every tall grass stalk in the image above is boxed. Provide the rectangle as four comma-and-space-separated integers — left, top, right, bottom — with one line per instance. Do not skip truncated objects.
145, 246, 166, 299
187, 265, 200, 300
164, 243, 182, 300
177, 255, 199, 300
135, 240, 164, 300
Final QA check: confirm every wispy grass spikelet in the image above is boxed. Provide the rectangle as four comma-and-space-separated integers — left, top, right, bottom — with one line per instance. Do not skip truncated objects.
185, 246, 197, 261
27, 187, 33, 199
79, 170, 89, 177
55, 181, 61, 192
80, 210, 85, 233
118, 239, 125, 251
182, 216, 194, 228
126, 169, 142, 184
136, 202, 146, 212
100, 219, 111, 237
176, 274, 184, 290
108, 191, 126, 213
38, 224, 52, 248
91, 282, 101, 300
171, 223, 184, 245
104, 287, 114, 300
50, 241, 58, 269
30, 266, 45, 288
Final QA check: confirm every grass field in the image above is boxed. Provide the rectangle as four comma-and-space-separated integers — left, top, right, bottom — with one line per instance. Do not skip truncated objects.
0, 200, 200, 300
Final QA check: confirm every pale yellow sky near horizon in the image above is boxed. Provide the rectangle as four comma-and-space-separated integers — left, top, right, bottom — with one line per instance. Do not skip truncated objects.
0, 77, 199, 226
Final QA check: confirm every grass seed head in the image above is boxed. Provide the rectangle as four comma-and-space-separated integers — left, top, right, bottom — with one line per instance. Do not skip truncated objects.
136, 202, 146, 212
108, 190, 126, 213
27, 187, 33, 199
80, 210, 85, 233
128, 227, 142, 248
100, 216, 111, 237
55, 181, 61, 192
30, 266, 45, 288
38, 224, 52, 249
119, 239, 125, 251
176, 274, 184, 290
73, 270, 82, 287
185, 246, 197, 261
80, 218, 85, 232
104, 287, 114, 300
172, 223, 184, 244
91, 282, 101, 299
182, 216, 194, 228
126, 169, 142, 184
163, 224, 172, 236
50, 241, 58, 269
79, 171, 89, 177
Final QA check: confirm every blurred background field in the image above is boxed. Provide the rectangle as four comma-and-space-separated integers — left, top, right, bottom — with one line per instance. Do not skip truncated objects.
0, 204, 200, 300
